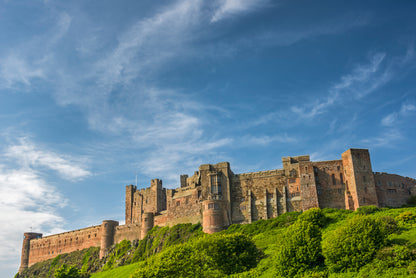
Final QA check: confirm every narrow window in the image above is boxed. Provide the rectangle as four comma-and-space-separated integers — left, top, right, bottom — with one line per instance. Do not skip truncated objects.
340, 173, 344, 184
305, 166, 308, 171
337, 166, 340, 171
332, 174, 336, 185
363, 197, 366, 203
364, 187, 367, 193
362, 175, 366, 182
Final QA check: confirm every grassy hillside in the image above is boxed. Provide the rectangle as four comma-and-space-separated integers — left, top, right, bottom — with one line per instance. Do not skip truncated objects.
17, 206, 416, 278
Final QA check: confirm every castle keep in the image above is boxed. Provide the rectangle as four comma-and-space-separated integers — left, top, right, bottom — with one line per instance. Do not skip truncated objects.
19, 148, 416, 273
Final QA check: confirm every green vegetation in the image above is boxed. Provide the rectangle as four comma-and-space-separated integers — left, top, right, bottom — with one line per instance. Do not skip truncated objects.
18, 206, 416, 278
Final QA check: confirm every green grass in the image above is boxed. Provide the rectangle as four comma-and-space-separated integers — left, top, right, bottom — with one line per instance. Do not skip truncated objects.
90, 262, 139, 278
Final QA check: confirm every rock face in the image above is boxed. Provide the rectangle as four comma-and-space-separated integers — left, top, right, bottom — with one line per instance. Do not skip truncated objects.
19, 148, 416, 273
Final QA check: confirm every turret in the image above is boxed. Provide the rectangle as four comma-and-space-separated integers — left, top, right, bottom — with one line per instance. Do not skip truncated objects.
202, 200, 227, 233
140, 212, 154, 239
99, 220, 119, 259
19, 232, 42, 273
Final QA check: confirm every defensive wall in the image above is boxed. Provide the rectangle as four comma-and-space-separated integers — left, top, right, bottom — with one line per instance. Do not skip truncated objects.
19, 148, 416, 273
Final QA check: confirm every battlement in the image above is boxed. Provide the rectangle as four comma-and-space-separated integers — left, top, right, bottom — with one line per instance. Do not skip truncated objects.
236, 169, 285, 179
282, 155, 310, 164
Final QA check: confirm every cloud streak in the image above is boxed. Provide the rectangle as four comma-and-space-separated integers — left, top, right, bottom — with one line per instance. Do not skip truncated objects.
6, 138, 91, 181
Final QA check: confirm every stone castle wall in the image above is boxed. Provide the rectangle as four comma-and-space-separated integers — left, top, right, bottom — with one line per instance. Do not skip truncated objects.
27, 225, 102, 266
19, 148, 416, 273
374, 173, 416, 207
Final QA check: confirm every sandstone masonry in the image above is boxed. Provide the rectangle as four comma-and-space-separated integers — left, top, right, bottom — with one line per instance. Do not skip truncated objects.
19, 148, 416, 273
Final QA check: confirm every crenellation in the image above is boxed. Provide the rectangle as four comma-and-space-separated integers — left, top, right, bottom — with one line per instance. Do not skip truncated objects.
19, 148, 416, 274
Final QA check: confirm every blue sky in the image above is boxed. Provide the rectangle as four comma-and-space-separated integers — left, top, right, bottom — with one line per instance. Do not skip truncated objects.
1, 0, 416, 276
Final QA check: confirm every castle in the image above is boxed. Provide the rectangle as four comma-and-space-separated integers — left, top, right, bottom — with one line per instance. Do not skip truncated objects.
19, 148, 416, 273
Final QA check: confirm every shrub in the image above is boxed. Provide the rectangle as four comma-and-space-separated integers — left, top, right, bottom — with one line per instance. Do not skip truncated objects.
274, 219, 324, 277
396, 211, 416, 224
131, 233, 261, 277
298, 208, 326, 227
54, 264, 84, 278
322, 215, 387, 273
356, 205, 379, 215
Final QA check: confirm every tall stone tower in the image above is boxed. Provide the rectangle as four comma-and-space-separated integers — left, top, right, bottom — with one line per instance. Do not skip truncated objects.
342, 149, 378, 210
19, 232, 42, 274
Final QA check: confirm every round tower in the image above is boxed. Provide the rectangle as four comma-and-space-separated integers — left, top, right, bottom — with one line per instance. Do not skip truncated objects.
19, 232, 42, 274
202, 200, 226, 234
140, 212, 154, 239
99, 220, 119, 259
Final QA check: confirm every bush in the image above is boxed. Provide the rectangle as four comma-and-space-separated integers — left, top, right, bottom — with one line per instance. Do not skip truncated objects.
396, 211, 416, 224
274, 218, 324, 277
298, 208, 326, 228
322, 215, 387, 273
54, 264, 85, 278
356, 205, 379, 215
131, 233, 261, 277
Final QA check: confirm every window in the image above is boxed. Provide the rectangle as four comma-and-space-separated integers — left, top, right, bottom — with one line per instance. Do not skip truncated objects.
210, 175, 222, 194
338, 189, 342, 194
388, 189, 396, 193
364, 187, 367, 193
332, 174, 336, 185
337, 166, 340, 171
144, 218, 148, 222
208, 203, 214, 209
176, 201, 180, 206
305, 166, 308, 171
340, 173, 344, 184
363, 197, 366, 203
317, 185, 321, 195
363, 175, 366, 182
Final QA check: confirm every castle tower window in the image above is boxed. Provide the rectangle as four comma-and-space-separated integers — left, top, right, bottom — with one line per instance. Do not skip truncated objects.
362, 175, 366, 183
332, 174, 336, 185
340, 173, 343, 184
337, 166, 340, 171
210, 175, 222, 194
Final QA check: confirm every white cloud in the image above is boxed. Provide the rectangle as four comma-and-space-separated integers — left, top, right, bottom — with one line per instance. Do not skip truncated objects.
0, 166, 65, 272
240, 134, 297, 146
5, 138, 91, 181
0, 54, 44, 89
211, 0, 268, 23
381, 102, 416, 126
361, 130, 403, 148
291, 52, 390, 119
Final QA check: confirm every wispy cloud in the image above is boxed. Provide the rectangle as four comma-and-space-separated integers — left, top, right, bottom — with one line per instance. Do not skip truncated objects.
291, 52, 389, 118
239, 134, 298, 146
361, 129, 403, 148
0, 166, 65, 271
5, 138, 91, 181
381, 102, 416, 126
0, 54, 44, 89
210, 0, 269, 23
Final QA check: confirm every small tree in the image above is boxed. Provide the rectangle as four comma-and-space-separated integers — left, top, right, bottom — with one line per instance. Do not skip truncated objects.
322, 215, 387, 273
54, 264, 81, 278
274, 217, 324, 277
